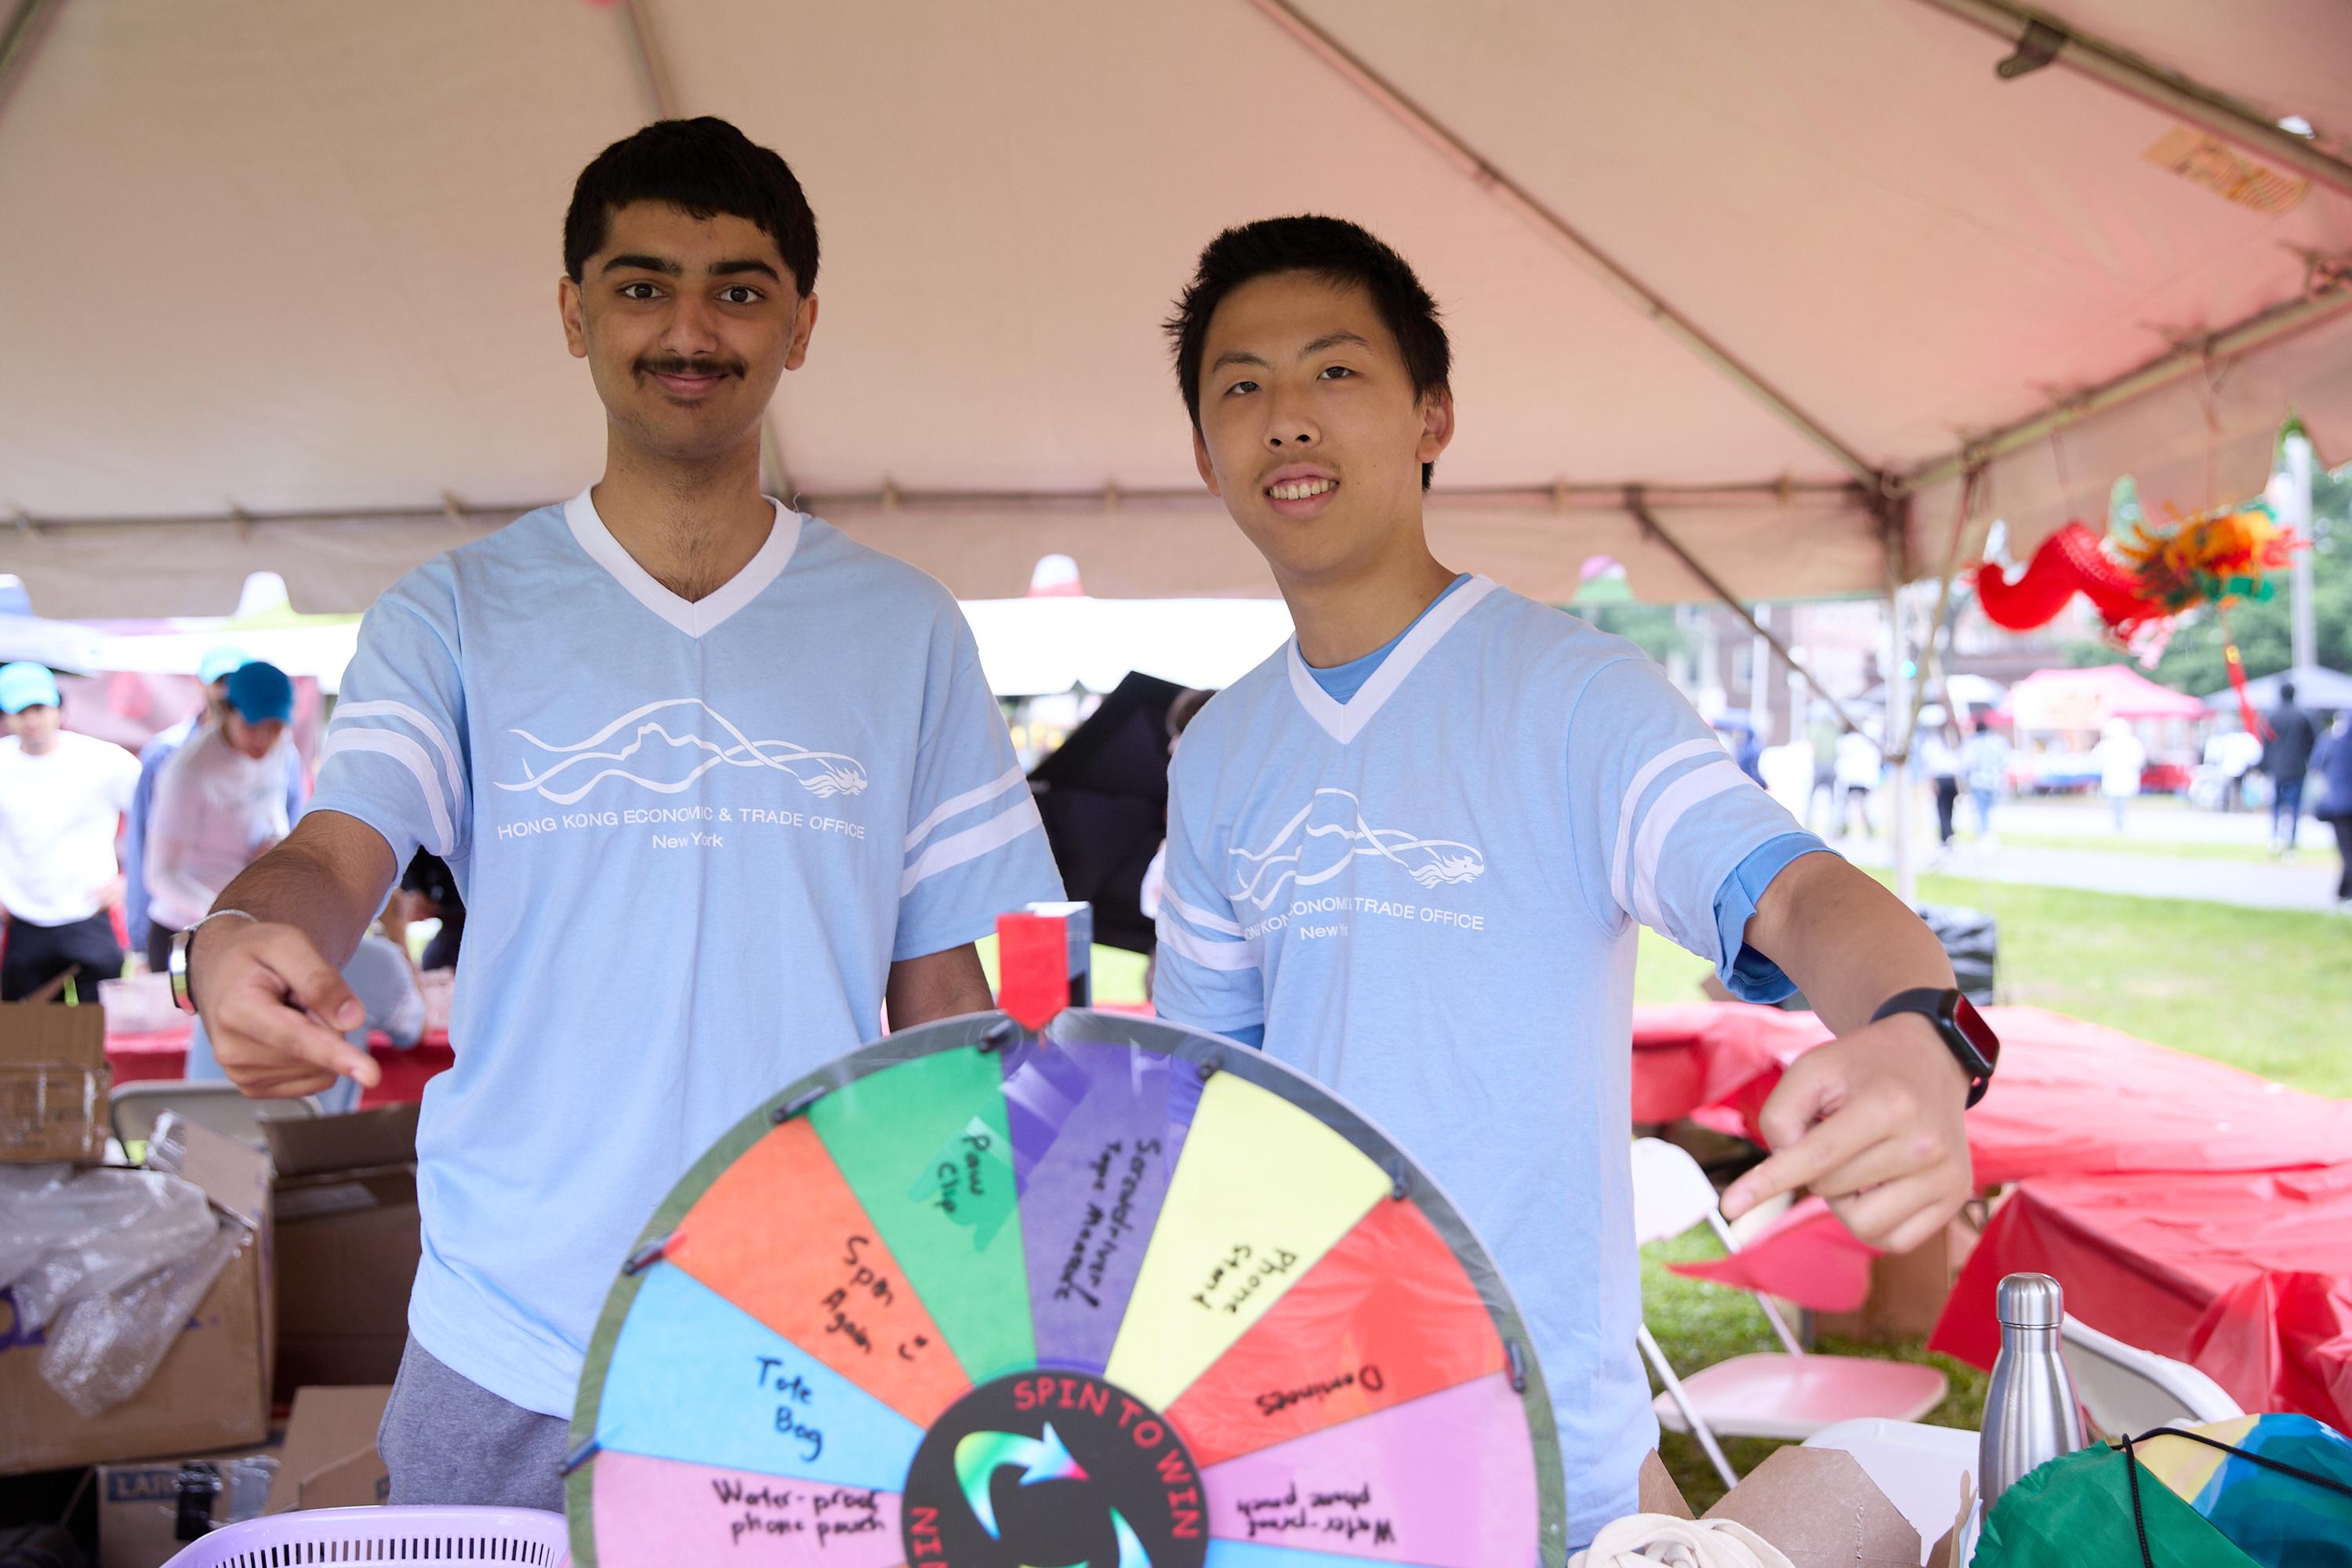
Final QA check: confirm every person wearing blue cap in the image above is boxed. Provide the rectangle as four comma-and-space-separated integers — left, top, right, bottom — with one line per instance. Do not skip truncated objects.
0, 662, 142, 1001
143, 662, 301, 942
123, 647, 308, 972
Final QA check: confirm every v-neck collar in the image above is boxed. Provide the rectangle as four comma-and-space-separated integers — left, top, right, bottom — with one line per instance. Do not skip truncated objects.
1285, 575, 1501, 745
564, 486, 803, 639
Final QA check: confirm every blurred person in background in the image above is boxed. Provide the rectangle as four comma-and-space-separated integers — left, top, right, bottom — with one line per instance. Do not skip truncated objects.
1919, 706, 1960, 851
1805, 704, 1842, 833
2093, 717, 2145, 834
1835, 720, 1882, 840
125, 644, 309, 971
1961, 715, 2009, 846
387, 850, 466, 975
2314, 712, 2352, 905
2262, 679, 2318, 854
144, 662, 299, 940
1141, 686, 1215, 1003
0, 662, 140, 1001
2202, 717, 2260, 814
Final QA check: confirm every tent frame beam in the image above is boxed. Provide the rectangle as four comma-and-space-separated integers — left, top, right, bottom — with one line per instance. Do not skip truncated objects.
0, 0, 63, 128
1246, 0, 1886, 492
1627, 491, 1870, 736
1902, 280, 2352, 495
1915, 0, 2352, 200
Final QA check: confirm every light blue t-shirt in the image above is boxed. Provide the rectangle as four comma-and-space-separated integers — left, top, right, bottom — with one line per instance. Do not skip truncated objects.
308, 489, 1064, 1417
126, 717, 307, 939
1153, 576, 1813, 1542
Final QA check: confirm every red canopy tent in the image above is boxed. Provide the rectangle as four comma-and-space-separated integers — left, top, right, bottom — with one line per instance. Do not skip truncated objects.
1994, 663, 2209, 729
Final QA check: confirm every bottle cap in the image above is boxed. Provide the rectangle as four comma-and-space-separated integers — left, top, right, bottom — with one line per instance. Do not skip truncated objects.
1997, 1272, 2064, 1328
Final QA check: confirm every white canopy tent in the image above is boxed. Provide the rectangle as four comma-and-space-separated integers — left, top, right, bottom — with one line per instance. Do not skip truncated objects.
1, 0, 2347, 620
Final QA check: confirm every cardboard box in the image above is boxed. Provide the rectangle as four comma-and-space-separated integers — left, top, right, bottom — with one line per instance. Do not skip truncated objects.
266, 1104, 422, 1399
96, 1438, 281, 1568
1639, 1446, 1921, 1568
1817, 1206, 1986, 1344
261, 1385, 393, 1514
0, 1000, 110, 1162
0, 1122, 274, 1475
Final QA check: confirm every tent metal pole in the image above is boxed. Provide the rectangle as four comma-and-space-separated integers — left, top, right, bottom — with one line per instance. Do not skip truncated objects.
0, 0, 64, 128
1246, 0, 1885, 491
1915, 0, 2352, 201
615, 0, 798, 503
1627, 492, 1867, 738
1901, 284, 2352, 496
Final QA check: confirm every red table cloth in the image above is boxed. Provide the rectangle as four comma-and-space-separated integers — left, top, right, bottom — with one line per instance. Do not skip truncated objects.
1630, 1003, 2352, 1185
107, 1024, 453, 1108
1929, 1163, 2352, 1434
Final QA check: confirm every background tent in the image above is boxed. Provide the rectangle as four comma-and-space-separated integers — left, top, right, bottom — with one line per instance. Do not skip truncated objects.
0, 0, 2348, 615
2201, 663, 2352, 713
1998, 663, 2209, 728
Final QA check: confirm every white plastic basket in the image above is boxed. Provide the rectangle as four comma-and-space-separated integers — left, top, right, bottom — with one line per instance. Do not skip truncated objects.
160, 1505, 569, 1567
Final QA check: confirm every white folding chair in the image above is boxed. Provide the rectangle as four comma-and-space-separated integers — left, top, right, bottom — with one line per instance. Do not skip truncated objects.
109, 1078, 321, 1151
1632, 1137, 1949, 1489
2060, 1314, 2242, 1438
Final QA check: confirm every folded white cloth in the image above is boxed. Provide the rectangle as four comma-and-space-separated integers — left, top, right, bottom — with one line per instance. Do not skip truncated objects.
1570, 1513, 1795, 1568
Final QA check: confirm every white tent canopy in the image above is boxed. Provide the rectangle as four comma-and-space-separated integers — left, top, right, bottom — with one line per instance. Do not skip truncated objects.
2, 0, 2348, 616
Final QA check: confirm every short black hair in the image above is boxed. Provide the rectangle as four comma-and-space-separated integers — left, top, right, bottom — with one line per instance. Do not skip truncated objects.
1166, 216, 1450, 489
564, 117, 819, 292
2280, 680, 2297, 703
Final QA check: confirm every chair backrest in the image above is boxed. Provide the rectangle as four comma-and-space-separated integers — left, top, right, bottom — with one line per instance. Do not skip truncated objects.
109, 1079, 318, 1149
1630, 1137, 1726, 1246
2060, 1314, 2244, 1436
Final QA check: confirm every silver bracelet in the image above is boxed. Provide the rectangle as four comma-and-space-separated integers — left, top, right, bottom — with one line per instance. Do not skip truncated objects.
169, 909, 258, 1016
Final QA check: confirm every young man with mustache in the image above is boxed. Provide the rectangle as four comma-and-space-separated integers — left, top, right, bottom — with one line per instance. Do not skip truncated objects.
177, 118, 1063, 1508
1151, 216, 1995, 1546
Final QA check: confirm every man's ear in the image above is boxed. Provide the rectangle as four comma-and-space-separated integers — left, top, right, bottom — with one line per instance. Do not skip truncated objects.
782, 292, 820, 372
1416, 385, 1457, 467
559, 276, 587, 360
1192, 426, 1222, 498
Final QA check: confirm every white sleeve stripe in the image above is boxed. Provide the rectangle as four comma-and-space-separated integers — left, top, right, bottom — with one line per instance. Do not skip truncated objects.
320, 729, 456, 857
331, 701, 467, 814
899, 794, 1043, 896
1155, 915, 1259, 972
1631, 759, 1751, 938
1608, 737, 1724, 913
903, 764, 1029, 851
1160, 887, 1243, 937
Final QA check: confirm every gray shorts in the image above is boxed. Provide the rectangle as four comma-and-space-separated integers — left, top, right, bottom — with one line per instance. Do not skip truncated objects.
379, 1336, 569, 1512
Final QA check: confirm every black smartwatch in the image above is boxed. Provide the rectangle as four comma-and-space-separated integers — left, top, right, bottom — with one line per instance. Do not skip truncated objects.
1871, 986, 1999, 1108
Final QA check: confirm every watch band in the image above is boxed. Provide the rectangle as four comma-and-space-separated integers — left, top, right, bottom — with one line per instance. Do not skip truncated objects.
169, 909, 256, 1016
1871, 985, 1998, 1109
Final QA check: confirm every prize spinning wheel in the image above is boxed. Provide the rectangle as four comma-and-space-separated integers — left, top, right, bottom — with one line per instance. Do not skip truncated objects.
567, 1008, 1568, 1567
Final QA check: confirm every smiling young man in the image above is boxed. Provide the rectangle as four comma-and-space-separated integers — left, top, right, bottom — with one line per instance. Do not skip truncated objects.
1152, 217, 1994, 1543
180, 118, 1062, 1508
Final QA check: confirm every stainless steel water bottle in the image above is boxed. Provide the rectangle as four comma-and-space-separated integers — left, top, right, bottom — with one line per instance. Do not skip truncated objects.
1978, 1272, 2089, 1506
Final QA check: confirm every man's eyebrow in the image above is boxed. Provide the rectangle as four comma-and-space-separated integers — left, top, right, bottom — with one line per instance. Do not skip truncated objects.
1210, 349, 1271, 374
601, 252, 682, 277
1301, 331, 1371, 356
710, 258, 784, 283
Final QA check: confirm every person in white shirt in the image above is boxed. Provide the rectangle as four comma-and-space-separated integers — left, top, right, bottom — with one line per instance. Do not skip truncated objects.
2093, 717, 2147, 834
1835, 723, 1884, 840
125, 644, 309, 971
144, 662, 300, 935
180, 118, 1063, 1512
0, 662, 141, 1001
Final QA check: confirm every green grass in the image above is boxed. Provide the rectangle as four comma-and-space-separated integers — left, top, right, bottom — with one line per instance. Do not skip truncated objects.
1641, 1224, 1988, 1511
1635, 874, 2352, 1096
1634, 873, 2347, 1506
1990, 831, 2282, 864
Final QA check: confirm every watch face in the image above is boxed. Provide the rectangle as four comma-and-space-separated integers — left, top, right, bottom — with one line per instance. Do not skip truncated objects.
1947, 993, 1998, 1074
